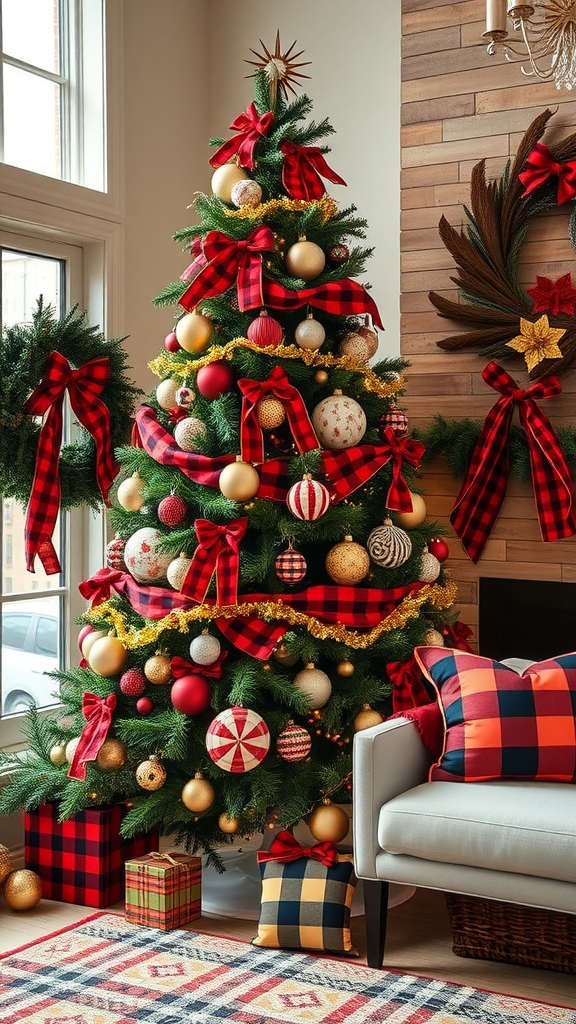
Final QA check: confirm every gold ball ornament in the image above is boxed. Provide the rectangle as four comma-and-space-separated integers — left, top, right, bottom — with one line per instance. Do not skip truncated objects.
354, 704, 384, 732
273, 643, 299, 667
285, 239, 326, 280
336, 660, 355, 677
175, 311, 214, 354
88, 634, 128, 677
136, 756, 167, 791
49, 743, 67, 766
3, 869, 42, 911
294, 312, 326, 351
65, 737, 81, 764
256, 397, 286, 430
424, 628, 445, 647
182, 772, 215, 813
218, 811, 240, 834
338, 332, 371, 363
395, 492, 427, 529
117, 471, 146, 512
211, 162, 249, 203
293, 663, 332, 709
0, 844, 13, 886
314, 369, 329, 385
81, 629, 107, 660
219, 458, 260, 501
96, 738, 128, 770
358, 324, 379, 357
308, 801, 350, 844
156, 378, 180, 411
144, 653, 172, 685
325, 535, 370, 586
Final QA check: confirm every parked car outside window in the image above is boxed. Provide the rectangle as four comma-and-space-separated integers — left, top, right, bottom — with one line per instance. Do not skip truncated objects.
1, 600, 60, 715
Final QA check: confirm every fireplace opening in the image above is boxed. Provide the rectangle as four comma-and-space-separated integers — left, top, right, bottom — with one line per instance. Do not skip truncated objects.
478, 577, 576, 663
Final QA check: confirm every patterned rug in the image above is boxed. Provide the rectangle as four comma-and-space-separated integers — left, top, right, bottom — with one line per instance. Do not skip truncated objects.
1, 912, 574, 1024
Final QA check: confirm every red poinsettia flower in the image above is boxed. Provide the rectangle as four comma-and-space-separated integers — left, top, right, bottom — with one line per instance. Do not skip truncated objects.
526, 273, 576, 317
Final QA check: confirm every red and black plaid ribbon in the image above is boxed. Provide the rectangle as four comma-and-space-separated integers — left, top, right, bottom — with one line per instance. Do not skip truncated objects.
134, 406, 236, 485
179, 226, 275, 312
257, 831, 338, 867
280, 140, 346, 200
24, 351, 119, 574
67, 692, 117, 781
237, 366, 319, 463
519, 142, 576, 205
377, 427, 426, 513
450, 362, 576, 562
443, 620, 473, 652
170, 651, 227, 679
181, 517, 248, 605
262, 277, 384, 329
209, 102, 274, 170
387, 656, 433, 714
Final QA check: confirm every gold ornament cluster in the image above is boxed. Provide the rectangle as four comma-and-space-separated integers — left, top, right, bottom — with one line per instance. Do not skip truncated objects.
0, 844, 42, 911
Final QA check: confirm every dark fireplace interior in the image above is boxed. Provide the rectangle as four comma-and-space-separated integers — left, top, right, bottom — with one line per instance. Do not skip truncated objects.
479, 577, 576, 663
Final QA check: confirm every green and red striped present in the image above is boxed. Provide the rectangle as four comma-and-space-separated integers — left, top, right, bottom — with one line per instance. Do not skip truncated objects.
125, 850, 201, 930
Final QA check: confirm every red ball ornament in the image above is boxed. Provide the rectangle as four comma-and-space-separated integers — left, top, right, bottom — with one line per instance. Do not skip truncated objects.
170, 673, 212, 716
379, 406, 408, 437
157, 494, 187, 527
275, 547, 307, 584
328, 243, 349, 267
164, 331, 180, 352
428, 537, 450, 562
286, 475, 330, 521
106, 534, 126, 571
246, 310, 283, 348
120, 668, 146, 697
196, 361, 235, 400
136, 696, 154, 715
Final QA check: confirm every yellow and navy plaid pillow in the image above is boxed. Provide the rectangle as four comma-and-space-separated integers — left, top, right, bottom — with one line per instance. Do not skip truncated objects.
252, 853, 358, 955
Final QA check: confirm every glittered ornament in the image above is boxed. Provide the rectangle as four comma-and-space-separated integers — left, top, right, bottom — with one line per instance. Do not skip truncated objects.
286, 474, 330, 521
275, 546, 307, 585
231, 177, 263, 207
136, 696, 154, 715
175, 311, 214, 354
189, 633, 221, 666
367, 519, 412, 568
273, 643, 299, 667
124, 528, 173, 584
325, 535, 369, 585
338, 331, 371, 363
218, 812, 240, 834
136, 756, 167, 791
88, 634, 128, 677
395, 492, 427, 529
308, 801, 349, 844
196, 360, 235, 399
120, 668, 146, 697
419, 548, 441, 583
164, 330, 180, 352
246, 310, 283, 348
424, 628, 445, 647
379, 406, 408, 437
328, 242, 349, 266
285, 238, 325, 280
429, 537, 449, 562
175, 386, 195, 408
312, 390, 367, 450
219, 458, 260, 501
357, 324, 379, 358
294, 312, 325, 351
354, 704, 384, 732
174, 416, 207, 453
293, 664, 332, 709
256, 396, 286, 431
156, 378, 179, 410
182, 771, 216, 812
117, 471, 146, 512
106, 534, 126, 571
0, 844, 12, 885
336, 660, 355, 677
3, 869, 42, 910
170, 673, 211, 716
167, 553, 193, 592
277, 720, 312, 762
144, 653, 172, 685
49, 743, 67, 766
157, 494, 187, 527
211, 161, 249, 203
96, 738, 127, 770
206, 706, 270, 773
65, 737, 81, 764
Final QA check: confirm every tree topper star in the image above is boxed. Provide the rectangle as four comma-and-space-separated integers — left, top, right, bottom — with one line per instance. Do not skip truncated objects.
506, 315, 566, 372
245, 31, 311, 105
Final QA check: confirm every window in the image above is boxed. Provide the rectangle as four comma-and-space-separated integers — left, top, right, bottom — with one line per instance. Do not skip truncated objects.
0, 0, 106, 190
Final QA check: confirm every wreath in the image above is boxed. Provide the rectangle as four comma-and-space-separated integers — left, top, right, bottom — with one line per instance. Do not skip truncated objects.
429, 108, 576, 380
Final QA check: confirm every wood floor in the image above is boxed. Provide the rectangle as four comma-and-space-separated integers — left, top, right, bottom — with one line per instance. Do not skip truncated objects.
1, 886, 574, 1008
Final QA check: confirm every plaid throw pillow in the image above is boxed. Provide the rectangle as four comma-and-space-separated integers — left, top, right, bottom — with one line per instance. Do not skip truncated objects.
252, 854, 358, 956
414, 646, 576, 783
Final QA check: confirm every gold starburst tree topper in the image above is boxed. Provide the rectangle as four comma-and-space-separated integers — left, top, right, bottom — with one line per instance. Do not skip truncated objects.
245, 31, 312, 106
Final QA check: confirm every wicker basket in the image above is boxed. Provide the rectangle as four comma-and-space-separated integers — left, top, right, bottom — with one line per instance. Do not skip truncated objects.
445, 894, 576, 975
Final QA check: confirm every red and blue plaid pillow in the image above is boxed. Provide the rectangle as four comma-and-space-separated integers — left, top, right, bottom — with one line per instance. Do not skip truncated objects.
414, 647, 576, 783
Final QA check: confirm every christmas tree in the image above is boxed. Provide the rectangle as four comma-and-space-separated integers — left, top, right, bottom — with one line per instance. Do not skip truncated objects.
0, 37, 465, 867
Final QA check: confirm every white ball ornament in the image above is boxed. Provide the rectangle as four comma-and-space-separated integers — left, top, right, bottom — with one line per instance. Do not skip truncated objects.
124, 528, 173, 584
286, 474, 330, 521
293, 663, 332, 709
419, 548, 441, 583
174, 416, 207, 452
65, 737, 81, 764
167, 553, 192, 591
367, 518, 412, 568
294, 313, 326, 351
230, 178, 263, 207
312, 390, 367, 450
190, 632, 221, 666
424, 628, 445, 647
206, 706, 271, 773
156, 378, 179, 410
117, 471, 146, 512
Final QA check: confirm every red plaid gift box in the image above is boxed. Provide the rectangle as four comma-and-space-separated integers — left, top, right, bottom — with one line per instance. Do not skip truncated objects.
125, 850, 201, 930
24, 802, 159, 908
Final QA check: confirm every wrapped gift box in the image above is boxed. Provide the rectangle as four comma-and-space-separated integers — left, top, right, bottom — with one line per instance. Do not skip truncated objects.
125, 850, 201, 930
25, 802, 159, 908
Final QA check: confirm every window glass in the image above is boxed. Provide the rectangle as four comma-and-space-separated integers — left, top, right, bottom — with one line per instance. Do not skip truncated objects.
36, 616, 58, 657
2, 0, 60, 73
3, 65, 61, 178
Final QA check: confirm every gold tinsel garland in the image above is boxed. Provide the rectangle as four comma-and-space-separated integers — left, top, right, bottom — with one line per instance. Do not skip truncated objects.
150, 338, 403, 400
90, 580, 458, 652
224, 196, 339, 224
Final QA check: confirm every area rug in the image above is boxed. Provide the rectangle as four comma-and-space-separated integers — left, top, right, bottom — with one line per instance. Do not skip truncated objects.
1, 912, 574, 1024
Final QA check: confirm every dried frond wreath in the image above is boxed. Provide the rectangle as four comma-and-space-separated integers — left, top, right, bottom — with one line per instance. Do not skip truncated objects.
429, 109, 576, 380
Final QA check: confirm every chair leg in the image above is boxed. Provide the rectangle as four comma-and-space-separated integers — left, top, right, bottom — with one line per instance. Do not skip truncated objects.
363, 878, 389, 969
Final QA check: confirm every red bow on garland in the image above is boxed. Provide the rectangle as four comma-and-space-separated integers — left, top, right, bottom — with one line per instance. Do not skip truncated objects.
179, 226, 275, 313
280, 140, 346, 200
170, 651, 227, 679
378, 427, 426, 513
78, 567, 126, 606
519, 142, 576, 205
450, 362, 576, 562
181, 517, 248, 606
209, 102, 274, 170
24, 351, 118, 574
261, 277, 384, 329
257, 830, 339, 868
237, 366, 320, 463
67, 692, 117, 781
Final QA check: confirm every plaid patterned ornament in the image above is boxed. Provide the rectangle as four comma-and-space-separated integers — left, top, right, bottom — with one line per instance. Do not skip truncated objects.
275, 545, 307, 584
379, 406, 408, 436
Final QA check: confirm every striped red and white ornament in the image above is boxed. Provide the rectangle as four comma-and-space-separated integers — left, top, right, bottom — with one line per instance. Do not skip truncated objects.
379, 406, 408, 437
276, 720, 312, 762
286, 474, 330, 521
206, 706, 270, 773
246, 310, 283, 348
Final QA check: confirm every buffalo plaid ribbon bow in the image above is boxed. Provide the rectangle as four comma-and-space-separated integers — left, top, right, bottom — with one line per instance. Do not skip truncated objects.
181, 517, 248, 605
67, 692, 117, 781
257, 830, 338, 868
24, 351, 118, 574
262, 277, 384, 329
280, 140, 346, 200
450, 361, 576, 562
179, 225, 275, 313
170, 651, 227, 679
378, 427, 426, 512
519, 142, 576, 205
209, 102, 274, 170
237, 366, 319, 463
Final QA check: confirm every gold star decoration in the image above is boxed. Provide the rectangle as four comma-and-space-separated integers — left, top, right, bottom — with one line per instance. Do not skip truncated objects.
245, 31, 311, 105
506, 315, 566, 372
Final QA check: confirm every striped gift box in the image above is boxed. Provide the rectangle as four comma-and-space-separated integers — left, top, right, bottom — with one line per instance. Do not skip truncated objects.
125, 851, 201, 930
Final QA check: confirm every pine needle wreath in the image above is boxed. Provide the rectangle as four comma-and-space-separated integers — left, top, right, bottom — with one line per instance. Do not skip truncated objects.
429, 108, 576, 380
0, 300, 141, 509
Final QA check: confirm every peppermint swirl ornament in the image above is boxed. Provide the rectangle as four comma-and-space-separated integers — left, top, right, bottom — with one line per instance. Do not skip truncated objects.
367, 518, 412, 568
206, 706, 270, 773
276, 720, 312, 762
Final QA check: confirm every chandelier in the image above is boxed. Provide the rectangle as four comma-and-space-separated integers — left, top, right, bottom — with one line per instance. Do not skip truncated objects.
483, 1, 576, 90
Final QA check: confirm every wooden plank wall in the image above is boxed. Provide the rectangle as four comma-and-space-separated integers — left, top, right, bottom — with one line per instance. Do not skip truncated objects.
400, 0, 576, 648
